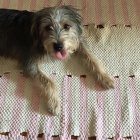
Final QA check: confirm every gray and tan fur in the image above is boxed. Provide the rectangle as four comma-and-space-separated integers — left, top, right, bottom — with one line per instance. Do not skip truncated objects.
0, 6, 114, 115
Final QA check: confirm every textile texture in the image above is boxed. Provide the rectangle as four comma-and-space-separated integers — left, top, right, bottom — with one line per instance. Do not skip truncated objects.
0, 0, 140, 140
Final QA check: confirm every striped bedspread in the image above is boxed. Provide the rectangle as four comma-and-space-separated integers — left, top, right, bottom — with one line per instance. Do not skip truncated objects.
0, 0, 140, 26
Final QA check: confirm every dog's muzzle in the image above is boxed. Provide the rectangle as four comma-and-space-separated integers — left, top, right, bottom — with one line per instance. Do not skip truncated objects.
53, 42, 68, 60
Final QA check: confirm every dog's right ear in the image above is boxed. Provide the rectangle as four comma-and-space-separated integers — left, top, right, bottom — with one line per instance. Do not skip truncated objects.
31, 15, 40, 41
31, 15, 44, 54
31, 8, 50, 44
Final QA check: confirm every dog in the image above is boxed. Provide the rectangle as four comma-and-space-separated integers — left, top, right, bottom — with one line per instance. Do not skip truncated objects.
0, 5, 114, 115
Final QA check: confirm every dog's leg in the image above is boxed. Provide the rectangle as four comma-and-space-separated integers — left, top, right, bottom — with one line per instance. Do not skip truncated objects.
22, 59, 60, 115
36, 64, 60, 115
77, 40, 114, 89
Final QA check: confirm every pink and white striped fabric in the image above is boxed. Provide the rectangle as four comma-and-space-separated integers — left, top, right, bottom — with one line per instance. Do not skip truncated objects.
0, 0, 139, 26
0, 0, 140, 139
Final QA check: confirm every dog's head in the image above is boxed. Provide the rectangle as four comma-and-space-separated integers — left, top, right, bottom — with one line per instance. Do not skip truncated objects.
31, 5, 82, 60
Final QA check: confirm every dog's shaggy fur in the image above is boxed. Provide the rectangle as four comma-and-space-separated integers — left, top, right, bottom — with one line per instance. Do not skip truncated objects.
0, 6, 114, 115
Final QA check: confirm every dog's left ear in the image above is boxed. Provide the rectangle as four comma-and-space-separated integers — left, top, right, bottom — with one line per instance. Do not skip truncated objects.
31, 16, 44, 53
31, 15, 40, 41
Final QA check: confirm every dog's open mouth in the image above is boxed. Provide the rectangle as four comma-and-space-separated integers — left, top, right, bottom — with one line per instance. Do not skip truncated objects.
54, 50, 68, 60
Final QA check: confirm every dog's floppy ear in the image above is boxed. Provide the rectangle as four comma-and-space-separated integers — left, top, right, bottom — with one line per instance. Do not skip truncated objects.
31, 15, 44, 54
31, 15, 40, 40
31, 8, 50, 43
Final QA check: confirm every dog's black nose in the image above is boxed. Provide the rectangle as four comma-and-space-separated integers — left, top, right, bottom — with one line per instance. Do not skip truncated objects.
53, 42, 63, 51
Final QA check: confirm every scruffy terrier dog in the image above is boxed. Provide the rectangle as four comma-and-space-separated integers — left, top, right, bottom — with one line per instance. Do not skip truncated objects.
0, 6, 114, 115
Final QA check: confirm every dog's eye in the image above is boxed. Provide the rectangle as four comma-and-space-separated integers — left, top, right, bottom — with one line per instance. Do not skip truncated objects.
64, 24, 71, 30
45, 25, 53, 31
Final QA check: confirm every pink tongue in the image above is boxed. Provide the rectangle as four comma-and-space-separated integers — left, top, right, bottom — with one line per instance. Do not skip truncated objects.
55, 50, 67, 60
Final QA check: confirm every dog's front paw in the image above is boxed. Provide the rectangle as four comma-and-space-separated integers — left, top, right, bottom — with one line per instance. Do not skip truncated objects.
44, 82, 60, 116
97, 73, 114, 90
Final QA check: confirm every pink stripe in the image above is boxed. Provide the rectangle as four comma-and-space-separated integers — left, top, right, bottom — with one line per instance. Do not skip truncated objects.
78, 76, 88, 140
0, 135, 8, 140
60, 75, 72, 139
114, 77, 123, 138
27, 81, 41, 139
10, 74, 26, 135
108, 0, 116, 25
133, 0, 140, 27
121, 0, 131, 25
95, 0, 102, 25
128, 76, 140, 136
44, 0, 48, 7
60, 135, 71, 140
44, 134, 53, 140
0, 135, 3, 140
8, 133, 21, 140
82, 0, 88, 24
17, 0, 23, 10
96, 90, 105, 140
0, 74, 10, 121
131, 136, 139, 140
2, 0, 10, 8
30, 0, 37, 11
60, 0, 64, 5
68, 0, 73, 5
44, 116, 54, 140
